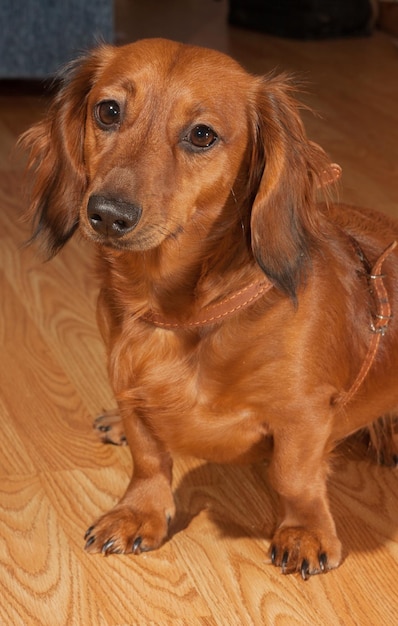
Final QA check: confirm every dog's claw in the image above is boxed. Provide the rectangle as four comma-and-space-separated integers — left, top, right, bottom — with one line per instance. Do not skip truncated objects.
102, 538, 115, 555
281, 550, 289, 573
300, 559, 310, 581
319, 552, 328, 571
270, 545, 277, 564
132, 536, 142, 553
84, 526, 94, 540
85, 535, 96, 549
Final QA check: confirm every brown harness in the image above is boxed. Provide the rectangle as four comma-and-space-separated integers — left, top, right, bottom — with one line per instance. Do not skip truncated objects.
140, 163, 396, 405
141, 240, 396, 406
339, 239, 396, 406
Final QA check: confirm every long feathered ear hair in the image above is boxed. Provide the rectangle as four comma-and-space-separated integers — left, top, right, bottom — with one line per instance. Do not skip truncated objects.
18, 46, 113, 258
249, 74, 335, 300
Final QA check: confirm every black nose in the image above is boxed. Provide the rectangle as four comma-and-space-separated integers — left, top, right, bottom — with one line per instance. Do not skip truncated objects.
87, 195, 142, 238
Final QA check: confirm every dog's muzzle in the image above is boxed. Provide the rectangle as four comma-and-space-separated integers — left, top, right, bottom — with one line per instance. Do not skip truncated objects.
87, 195, 142, 238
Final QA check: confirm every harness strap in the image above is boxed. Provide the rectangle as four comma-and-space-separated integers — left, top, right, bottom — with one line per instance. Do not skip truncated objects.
339, 240, 397, 406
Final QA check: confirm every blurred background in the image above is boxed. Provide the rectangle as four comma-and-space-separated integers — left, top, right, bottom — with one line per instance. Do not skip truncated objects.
1, 1, 397, 78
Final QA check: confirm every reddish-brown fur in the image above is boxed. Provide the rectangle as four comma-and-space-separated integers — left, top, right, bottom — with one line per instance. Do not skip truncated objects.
20, 39, 398, 578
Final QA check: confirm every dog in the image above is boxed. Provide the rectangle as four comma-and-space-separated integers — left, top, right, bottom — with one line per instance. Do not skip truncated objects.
20, 38, 398, 579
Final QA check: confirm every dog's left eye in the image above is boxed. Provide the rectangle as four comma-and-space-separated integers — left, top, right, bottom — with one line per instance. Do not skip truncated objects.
186, 125, 218, 149
95, 100, 121, 129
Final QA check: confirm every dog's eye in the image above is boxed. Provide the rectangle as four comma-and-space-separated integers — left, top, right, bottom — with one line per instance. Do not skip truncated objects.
95, 100, 121, 129
187, 125, 218, 149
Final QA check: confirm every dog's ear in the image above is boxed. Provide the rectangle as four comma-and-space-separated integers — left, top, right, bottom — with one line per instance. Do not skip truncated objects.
249, 75, 333, 300
19, 46, 112, 257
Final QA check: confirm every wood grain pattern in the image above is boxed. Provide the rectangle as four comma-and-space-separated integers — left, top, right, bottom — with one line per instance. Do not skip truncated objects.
1, 1, 397, 623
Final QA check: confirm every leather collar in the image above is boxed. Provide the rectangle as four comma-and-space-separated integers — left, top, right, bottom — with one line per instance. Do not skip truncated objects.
141, 279, 273, 329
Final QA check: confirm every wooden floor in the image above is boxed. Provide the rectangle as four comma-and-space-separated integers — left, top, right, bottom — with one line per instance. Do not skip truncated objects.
1, 1, 398, 624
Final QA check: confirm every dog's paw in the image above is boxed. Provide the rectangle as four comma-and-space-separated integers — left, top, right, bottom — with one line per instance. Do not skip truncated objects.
93, 410, 127, 446
84, 505, 172, 555
270, 527, 342, 579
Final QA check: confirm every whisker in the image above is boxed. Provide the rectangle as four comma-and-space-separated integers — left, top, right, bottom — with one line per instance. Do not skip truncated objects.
230, 187, 246, 236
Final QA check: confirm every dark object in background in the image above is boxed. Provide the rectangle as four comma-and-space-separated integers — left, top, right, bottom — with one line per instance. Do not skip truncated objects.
0, 1, 113, 79
228, 0, 375, 39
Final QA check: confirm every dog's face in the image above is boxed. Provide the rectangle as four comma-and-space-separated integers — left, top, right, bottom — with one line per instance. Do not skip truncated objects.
21, 38, 333, 297
80, 39, 256, 252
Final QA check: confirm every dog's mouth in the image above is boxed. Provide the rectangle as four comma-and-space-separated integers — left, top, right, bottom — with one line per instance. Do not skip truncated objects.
83, 223, 184, 253
97, 237, 136, 251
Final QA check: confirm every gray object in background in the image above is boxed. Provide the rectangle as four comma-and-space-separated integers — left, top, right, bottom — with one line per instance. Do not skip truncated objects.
1, 0, 114, 79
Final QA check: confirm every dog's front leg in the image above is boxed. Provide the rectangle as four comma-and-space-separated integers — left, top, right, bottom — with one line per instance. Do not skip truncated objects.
268, 426, 342, 578
85, 405, 175, 555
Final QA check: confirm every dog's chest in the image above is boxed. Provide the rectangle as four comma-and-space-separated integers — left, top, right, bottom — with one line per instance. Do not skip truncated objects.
125, 324, 275, 462
136, 324, 262, 398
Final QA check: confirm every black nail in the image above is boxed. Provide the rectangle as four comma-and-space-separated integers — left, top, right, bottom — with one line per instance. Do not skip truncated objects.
132, 536, 142, 553
300, 559, 310, 580
84, 526, 94, 540
319, 552, 328, 572
281, 550, 289, 572
85, 535, 96, 549
270, 545, 277, 564
102, 539, 115, 554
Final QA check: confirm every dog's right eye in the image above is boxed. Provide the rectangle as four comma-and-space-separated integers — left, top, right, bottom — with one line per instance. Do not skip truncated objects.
95, 100, 121, 129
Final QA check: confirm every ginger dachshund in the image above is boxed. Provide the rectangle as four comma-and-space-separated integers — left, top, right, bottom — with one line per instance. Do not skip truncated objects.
20, 39, 398, 578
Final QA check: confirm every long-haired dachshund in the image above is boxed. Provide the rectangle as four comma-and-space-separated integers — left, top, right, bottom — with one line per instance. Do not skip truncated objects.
20, 38, 398, 578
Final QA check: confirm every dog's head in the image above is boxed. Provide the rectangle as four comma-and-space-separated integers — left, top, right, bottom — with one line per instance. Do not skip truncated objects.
20, 38, 334, 298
